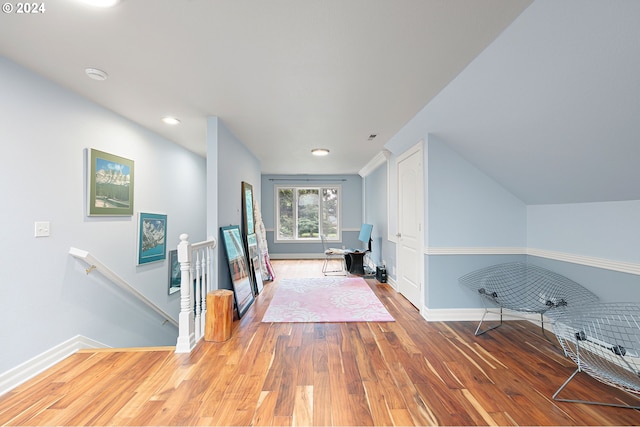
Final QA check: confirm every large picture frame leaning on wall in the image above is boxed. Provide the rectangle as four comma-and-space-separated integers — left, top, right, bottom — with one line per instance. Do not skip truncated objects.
221, 225, 255, 318
87, 148, 134, 216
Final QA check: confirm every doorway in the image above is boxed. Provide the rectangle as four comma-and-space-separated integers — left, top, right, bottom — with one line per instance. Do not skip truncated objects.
396, 141, 424, 310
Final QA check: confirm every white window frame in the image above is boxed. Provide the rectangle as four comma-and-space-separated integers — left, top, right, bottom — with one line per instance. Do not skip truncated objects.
274, 185, 342, 243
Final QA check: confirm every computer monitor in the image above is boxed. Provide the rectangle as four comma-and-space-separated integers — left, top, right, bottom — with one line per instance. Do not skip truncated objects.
358, 223, 373, 252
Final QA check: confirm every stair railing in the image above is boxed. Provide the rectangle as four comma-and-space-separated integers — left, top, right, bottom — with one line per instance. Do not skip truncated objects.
175, 233, 217, 353
69, 247, 178, 327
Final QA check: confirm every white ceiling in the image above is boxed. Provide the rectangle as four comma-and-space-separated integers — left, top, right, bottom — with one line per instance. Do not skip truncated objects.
0, 0, 531, 175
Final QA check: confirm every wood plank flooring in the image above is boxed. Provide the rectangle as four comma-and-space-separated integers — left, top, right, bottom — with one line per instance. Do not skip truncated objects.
1, 259, 639, 425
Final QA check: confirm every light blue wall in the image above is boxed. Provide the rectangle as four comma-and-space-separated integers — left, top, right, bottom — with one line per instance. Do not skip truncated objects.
527, 201, 640, 301
363, 162, 395, 277
526, 257, 640, 302
0, 57, 207, 373
211, 119, 261, 291
261, 174, 363, 257
424, 135, 527, 309
527, 201, 640, 263
386, 130, 640, 311
427, 136, 527, 248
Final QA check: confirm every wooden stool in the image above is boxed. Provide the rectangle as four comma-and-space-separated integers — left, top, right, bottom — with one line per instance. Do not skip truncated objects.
205, 290, 234, 342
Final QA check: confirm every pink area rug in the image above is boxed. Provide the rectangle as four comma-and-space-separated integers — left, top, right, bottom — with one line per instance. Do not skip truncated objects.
262, 277, 394, 323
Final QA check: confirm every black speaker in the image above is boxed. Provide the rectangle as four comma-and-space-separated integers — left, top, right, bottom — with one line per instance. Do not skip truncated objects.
376, 266, 387, 283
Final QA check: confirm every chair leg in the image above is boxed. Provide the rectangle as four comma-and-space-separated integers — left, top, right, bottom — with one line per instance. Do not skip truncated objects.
553, 368, 640, 410
474, 307, 504, 336
323, 256, 346, 276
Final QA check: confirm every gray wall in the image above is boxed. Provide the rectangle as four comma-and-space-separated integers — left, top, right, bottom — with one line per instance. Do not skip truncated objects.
0, 57, 207, 373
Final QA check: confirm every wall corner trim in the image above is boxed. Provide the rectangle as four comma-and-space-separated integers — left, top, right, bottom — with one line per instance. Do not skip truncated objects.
0, 335, 109, 397
358, 149, 391, 177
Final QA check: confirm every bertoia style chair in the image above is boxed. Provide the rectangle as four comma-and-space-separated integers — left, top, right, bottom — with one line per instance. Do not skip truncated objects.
459, 262, 600, 336
552, 302, 640, 409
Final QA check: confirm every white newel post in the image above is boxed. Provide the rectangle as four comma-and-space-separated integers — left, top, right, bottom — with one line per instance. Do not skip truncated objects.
175, 233, 196, 353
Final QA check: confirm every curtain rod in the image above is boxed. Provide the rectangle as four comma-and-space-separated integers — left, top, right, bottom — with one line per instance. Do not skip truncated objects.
268, 178, 347, 182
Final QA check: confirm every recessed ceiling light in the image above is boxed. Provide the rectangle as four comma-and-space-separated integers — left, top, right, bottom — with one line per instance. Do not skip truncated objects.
162, 116, 181, 125
85, 68, 108, 81
80, 0, 121, 7
311, 148, 330, 156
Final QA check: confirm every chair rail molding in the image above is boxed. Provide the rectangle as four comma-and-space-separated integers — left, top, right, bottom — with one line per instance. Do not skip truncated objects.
423, 246, 640, 276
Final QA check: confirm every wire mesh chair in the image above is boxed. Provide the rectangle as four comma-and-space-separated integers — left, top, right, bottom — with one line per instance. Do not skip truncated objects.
321, 235, 347, 276
552, 302, 640, 409
459, 262, 600, 336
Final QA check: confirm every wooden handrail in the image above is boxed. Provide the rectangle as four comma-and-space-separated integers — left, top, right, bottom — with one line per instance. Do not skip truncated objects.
68, 247, 178, 328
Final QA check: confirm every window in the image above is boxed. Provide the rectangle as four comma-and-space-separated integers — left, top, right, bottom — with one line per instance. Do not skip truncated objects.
276, 186, 340, 241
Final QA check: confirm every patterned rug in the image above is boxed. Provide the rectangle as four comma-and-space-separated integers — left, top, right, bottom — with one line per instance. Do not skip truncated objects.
262, 276, 395, 323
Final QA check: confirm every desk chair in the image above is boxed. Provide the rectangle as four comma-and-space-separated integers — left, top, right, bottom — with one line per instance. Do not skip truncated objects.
321, 235, 347, 276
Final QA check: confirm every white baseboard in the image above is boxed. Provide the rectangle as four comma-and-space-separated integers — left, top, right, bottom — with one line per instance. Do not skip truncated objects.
0, 335, 109, 397
420, 307, 555, 332
269, 253, 324, 260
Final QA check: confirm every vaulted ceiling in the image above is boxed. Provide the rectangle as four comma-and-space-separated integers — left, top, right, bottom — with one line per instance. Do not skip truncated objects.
2, 1, 638, 205
387, 0, 640, 205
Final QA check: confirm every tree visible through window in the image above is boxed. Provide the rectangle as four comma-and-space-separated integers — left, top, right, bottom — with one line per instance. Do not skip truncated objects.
276, 186, 340, 241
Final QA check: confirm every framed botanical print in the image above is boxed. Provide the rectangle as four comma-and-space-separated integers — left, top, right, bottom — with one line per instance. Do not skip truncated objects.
87, 148, 134, 216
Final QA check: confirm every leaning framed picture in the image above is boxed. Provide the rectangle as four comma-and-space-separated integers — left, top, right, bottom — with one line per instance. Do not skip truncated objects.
137, 212, 167, 265
87, 148, 134, 216
241, 181, 255, 236
220, 225, 254, 318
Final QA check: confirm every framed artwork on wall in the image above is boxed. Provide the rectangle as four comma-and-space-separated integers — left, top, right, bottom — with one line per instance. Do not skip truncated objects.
221, 225, 254, 318
241, 181, 255, 236
137, 212, 167, 265
87, 148, 134, 216
168, 249, 180, 294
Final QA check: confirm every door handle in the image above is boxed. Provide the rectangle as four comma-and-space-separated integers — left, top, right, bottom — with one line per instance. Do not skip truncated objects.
396, 233, 401, 238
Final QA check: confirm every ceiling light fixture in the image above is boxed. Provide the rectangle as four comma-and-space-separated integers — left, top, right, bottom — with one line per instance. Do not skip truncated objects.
162, 116, 181, 125
80, 0, 121, 7
311, 148, 330, 156
85, 68, 108, 81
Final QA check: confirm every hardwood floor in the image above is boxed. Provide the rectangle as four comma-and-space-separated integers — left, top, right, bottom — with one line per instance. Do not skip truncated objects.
1, 259, 639, 425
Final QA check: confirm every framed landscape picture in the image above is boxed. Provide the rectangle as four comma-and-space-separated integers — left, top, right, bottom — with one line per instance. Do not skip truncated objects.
137, 212, 167, 265
88, 148, 134, 216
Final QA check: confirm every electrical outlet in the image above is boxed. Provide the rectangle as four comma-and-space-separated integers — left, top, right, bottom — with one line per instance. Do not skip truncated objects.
34, 221, 50, 237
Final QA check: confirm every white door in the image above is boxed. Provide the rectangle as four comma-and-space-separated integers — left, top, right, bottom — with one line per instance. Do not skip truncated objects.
396, 142, 424, 309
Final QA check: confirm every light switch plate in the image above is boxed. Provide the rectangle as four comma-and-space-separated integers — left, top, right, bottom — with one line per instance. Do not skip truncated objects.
35, 221, 50, 237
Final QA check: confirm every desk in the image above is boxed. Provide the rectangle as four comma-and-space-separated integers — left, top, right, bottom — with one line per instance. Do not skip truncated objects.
345, 251, 366, 275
